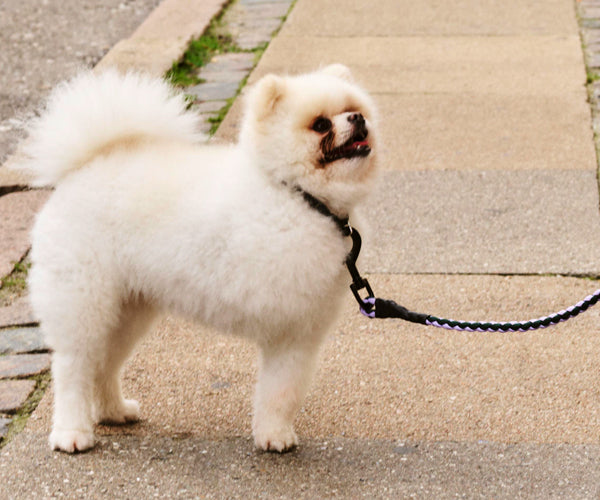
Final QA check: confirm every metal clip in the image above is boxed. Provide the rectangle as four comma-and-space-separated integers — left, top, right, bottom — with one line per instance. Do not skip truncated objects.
345, 226, 376, 317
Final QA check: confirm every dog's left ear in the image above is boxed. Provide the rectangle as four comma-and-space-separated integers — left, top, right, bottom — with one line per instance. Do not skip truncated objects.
320, 64, 354, 83
250, 74, 287, 121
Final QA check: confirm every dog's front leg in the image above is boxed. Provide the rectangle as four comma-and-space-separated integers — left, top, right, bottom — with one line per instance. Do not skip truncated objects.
252, 337, 321, 452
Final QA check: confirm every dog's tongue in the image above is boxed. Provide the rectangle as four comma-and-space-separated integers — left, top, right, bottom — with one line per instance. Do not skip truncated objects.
352, 140, 369, 148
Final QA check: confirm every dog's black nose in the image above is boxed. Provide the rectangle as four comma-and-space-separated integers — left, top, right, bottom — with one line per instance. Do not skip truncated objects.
348, 113, 365, 125
348, 113, 368, 141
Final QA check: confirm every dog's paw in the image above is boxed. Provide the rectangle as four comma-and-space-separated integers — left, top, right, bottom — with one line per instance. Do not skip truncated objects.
253, 425, 298, 453
49, 429, 95, 453
98, 399, 140, 425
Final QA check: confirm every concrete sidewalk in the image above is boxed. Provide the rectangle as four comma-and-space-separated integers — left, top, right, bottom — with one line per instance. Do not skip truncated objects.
3, 0, 600, 497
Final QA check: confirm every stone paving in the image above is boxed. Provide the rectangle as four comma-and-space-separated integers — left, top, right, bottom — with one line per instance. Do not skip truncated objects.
0, 296, 36, 328
0, 259, 48, 440
186, 0, 294, 135
0, 190, 48, 280
218, 0, 292, 50
0, 327, 48, 440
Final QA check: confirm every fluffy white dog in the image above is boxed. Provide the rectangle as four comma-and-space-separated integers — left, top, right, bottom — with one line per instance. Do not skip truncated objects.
23, 65, 378, 453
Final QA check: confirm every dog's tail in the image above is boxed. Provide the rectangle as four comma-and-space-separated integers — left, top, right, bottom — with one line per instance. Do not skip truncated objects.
20, 70, 201, 186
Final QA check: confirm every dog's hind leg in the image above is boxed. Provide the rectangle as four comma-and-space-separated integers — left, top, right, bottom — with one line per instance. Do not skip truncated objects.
44, 293, 122, 453
32, 264, 127, 453
94, 298, 158, 425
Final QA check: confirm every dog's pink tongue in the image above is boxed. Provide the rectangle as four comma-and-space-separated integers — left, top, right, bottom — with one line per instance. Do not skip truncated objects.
353, 140, 369, 148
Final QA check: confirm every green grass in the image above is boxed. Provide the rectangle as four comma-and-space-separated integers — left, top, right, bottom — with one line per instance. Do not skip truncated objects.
166, 33, 239, 87
165, 18, 248, 135
586, 70, 600, 85
0, 372, 51, 449
165, 0, 296, 134
0, 256, 31, 307
166, 0, 239, 87
207, 96, 237, 135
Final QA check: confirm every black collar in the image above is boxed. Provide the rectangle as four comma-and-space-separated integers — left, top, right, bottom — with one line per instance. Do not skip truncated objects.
288, 184, 368, 312
295, 187, 351, 237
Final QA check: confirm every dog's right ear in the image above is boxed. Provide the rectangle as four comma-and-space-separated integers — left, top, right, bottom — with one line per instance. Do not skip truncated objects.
250, 74, 287, 121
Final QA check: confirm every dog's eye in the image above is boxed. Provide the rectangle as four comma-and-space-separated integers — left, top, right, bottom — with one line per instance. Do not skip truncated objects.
311, 117, 332, 133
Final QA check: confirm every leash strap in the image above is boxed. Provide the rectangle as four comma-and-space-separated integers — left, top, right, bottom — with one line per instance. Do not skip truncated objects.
299, 190, 351, 237
345, 226, 600, 332
292, 186, 600, 332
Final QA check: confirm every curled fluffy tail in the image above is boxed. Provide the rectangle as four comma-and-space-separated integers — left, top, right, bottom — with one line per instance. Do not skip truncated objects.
22, 70, 201, 186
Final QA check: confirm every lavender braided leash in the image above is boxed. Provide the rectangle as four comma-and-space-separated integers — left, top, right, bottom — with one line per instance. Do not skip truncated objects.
422, 289, 600, 332
346, 228, 600, 332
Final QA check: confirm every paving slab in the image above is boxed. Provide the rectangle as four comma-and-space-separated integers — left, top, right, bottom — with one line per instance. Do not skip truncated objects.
241, 0, 295, 3
188, 81, 241, 101
281, 0, 577, 37
0, 190, 49, 280
0, 327, 46, 355
251, 35, 587, 96
0, 296, 36, 328
203, 52, 257, 73
361, 169, 600, 275
0, 418, 10, 440
0, 379, 35, 413
2, 433, 600, 499
219, 0, 290, 50
0, 152, 32, 188
373, 93, 596, 171
0, 354, 50, 379
198, 68, 249, 84
194, 100, 229, 113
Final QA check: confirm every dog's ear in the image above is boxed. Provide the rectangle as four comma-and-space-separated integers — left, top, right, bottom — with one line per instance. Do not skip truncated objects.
250, 74, 287, 120
320, 64, 354, 83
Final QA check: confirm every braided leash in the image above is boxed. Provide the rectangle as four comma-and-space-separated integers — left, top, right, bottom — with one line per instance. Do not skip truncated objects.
345, 226, 600, 332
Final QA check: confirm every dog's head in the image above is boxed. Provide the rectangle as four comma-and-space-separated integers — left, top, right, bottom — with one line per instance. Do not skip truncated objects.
240, 64, 378, 215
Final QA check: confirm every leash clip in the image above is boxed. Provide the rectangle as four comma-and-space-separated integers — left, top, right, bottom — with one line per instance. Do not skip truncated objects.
351, 283, 376, 317
345, 226, 376, 318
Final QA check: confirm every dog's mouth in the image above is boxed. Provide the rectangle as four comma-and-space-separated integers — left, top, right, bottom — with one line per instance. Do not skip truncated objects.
321, 133, 371, 165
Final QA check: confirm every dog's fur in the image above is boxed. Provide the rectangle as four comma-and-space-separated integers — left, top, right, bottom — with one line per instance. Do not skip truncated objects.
23, 65, 378, 453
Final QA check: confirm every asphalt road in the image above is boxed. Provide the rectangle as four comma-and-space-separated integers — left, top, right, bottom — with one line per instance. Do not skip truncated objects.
0, 0, 162, 165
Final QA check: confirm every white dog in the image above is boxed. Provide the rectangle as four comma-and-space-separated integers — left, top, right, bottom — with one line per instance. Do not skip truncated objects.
23, 65, 378, 453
